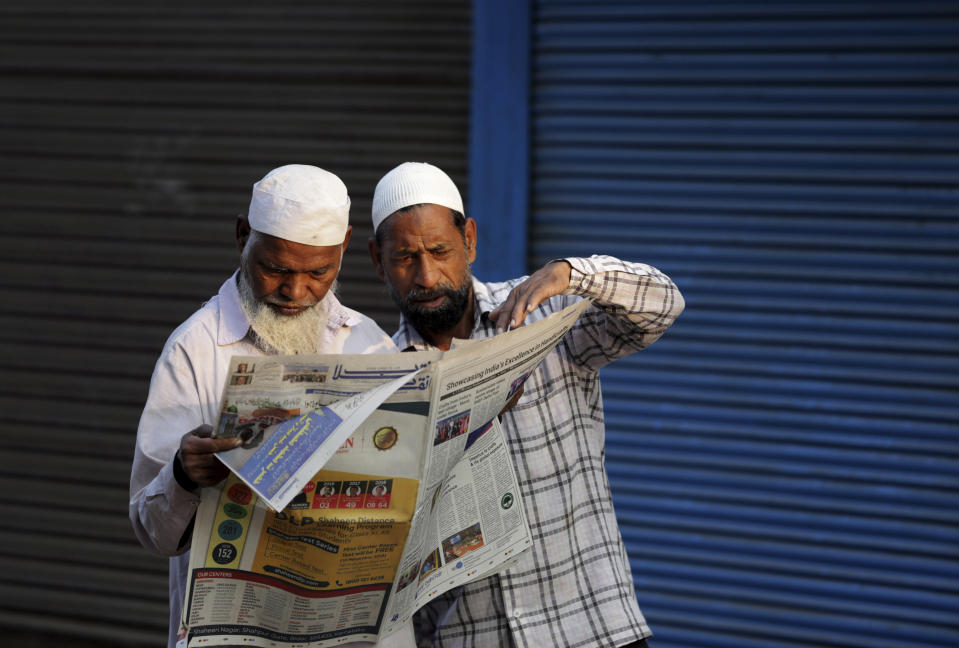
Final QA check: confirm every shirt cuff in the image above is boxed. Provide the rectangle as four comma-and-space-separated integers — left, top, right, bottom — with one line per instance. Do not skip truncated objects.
172, 450, 199, 492
561, 257, 592, 296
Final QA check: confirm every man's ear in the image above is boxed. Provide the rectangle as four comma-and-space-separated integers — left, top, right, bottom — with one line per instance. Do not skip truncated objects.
368, 236, 386, 281
464, 217, 478, 264
236, 215, 251, 254
340, 225, 353, 254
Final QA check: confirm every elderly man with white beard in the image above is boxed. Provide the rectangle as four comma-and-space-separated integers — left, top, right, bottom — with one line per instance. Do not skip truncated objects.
129, 165, 396, 648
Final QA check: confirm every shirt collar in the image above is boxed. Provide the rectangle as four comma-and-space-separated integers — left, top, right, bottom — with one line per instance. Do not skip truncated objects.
471, 277, 500, 318
394, 277, 492, 351
217, 270, 361, 347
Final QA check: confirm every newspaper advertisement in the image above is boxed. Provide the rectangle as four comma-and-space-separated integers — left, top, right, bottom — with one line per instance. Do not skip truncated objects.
180, 299, 592, 647
214, 363, 426, 512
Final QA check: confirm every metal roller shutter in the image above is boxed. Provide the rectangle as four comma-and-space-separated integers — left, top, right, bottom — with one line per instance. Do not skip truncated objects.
0, 1, 469, 644
530, 1, 959, 647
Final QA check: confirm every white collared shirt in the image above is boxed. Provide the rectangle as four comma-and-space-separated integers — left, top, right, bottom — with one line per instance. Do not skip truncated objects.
129, 271, 396, 648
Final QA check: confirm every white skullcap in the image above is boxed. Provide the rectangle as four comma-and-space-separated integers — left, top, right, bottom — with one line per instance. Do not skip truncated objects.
248, 164, 350, 246
371, 162, 464, 232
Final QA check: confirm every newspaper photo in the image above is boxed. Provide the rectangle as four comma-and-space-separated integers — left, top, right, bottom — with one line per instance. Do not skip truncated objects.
179, 299, 592, 647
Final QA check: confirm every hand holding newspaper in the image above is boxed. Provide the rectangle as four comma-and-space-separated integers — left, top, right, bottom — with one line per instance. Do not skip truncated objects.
180, 299, 591, 647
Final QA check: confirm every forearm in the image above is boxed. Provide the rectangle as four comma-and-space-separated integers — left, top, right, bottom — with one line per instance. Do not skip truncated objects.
130, 445, 200, 556
565, 255, 683, 333
561, 255, 684, 367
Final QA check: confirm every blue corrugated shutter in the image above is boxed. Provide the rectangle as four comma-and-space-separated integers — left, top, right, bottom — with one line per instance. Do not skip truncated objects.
529, 2, 959, 647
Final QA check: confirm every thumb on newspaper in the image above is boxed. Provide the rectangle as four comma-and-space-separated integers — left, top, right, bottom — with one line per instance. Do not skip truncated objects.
178, 425, 241, 488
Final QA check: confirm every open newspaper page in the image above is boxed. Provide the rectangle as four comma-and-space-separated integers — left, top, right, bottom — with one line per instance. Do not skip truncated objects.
377, 417, 529, 637
182, 351, 438, 647
181, 300, 591, 647
377, 299, 591, 636
214, 360, 426, 512
422, 298, 590, 490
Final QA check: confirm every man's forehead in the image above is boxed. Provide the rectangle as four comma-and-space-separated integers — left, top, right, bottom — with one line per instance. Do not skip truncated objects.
254, 233, 342, 265
386, 231, 460, 253
382, 205, 460, 242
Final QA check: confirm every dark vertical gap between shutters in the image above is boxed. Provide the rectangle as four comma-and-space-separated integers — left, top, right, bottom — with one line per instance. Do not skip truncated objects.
0, 1, 470, 645
530, 1, 959, 648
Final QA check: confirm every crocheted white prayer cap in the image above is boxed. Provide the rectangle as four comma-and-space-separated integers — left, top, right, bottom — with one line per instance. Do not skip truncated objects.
371, 162, 464, 232
248, 164, 350, 246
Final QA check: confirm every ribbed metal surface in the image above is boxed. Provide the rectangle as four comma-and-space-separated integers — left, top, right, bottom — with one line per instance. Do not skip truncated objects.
0, 2, 469, 645
530, 1, 959, 647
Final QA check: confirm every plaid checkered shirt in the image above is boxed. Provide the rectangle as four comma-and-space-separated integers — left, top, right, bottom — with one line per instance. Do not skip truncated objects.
392, 255, 685, 648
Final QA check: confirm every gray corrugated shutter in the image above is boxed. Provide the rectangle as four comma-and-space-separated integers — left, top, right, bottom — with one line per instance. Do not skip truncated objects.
0, 2, 469, 645
530, 1, 959, 647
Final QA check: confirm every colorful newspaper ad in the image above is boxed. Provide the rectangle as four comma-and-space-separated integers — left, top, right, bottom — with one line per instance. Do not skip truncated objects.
180, 299, 591, 647
216, 366, 424, 512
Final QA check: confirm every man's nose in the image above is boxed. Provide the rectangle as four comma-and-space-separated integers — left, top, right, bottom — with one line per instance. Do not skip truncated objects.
415, 257, 440, 288
280, 273, 309, 302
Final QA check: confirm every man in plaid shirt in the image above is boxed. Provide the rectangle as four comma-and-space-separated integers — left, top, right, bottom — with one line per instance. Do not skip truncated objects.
368, 163, 684, 648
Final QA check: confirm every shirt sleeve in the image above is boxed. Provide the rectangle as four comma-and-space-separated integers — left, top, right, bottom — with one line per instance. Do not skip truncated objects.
129, 341, 204, 556
559, 254, 685, 373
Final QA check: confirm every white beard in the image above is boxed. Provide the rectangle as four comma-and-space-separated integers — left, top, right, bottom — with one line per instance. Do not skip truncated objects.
237, 271, 337, 356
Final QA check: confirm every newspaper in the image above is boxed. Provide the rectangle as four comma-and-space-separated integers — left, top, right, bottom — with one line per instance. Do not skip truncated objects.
180, 299, 592, 647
